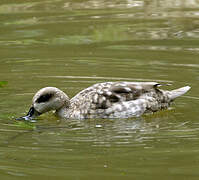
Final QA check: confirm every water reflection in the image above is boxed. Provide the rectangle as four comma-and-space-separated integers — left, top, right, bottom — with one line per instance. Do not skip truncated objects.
1, 111, 192, 149
1, 0, 199, 45
1, 0, 199, 14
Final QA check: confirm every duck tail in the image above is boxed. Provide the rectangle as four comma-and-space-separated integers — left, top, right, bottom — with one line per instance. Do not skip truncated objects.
168, 86, 191, 100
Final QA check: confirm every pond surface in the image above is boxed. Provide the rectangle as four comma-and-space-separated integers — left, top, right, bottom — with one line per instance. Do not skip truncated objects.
0, 0, 199, 179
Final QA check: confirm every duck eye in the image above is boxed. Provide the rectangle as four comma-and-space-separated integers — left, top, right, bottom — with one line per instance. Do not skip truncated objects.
36, 93, 53, 103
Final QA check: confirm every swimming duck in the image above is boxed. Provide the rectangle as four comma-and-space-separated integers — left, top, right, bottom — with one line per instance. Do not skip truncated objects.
17, 82, 191, 120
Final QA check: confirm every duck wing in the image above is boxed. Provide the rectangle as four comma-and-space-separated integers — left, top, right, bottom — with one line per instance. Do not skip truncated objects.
91, 82, 163, 109
70, 82, 162, 115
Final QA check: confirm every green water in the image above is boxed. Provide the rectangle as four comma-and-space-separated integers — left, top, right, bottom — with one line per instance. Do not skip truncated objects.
0, 0, 199, 179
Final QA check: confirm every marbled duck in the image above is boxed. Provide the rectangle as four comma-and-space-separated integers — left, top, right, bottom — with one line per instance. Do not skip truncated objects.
17, 82, 191, 120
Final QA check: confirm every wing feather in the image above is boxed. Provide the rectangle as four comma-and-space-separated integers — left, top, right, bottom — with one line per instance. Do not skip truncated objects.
92, 82, 161, 109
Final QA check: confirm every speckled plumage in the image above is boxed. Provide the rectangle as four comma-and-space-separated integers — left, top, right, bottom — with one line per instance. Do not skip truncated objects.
17, 82, 191, 120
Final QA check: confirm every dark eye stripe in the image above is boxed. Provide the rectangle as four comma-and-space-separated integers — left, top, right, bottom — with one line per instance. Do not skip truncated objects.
36, 93, 53, 103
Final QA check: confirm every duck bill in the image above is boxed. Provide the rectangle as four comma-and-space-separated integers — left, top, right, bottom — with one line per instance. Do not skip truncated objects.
16, 107, 41, 121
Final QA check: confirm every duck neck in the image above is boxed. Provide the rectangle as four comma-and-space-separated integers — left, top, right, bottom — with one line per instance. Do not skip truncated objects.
55, 100, 71, 118
55, 106, 68, 118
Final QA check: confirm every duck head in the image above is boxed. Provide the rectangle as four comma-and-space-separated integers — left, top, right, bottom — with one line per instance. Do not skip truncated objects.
16, 87, 69, 121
